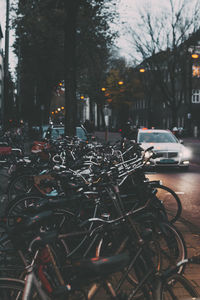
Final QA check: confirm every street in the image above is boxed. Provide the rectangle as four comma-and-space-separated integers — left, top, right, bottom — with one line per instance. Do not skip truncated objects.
147, 164, 200, 227
95, 130, 200, 227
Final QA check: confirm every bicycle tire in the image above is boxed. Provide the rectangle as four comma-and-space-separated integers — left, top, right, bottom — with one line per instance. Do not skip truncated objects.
5, 194, 46, 227
155, 222, 187, 274
154, 273, 199, 299
0, 277, 44, 299
153, 184, 182, 224
7, 174, 35, 202
5, 193, 92, 258
95, 222, 162, 300
0, 277, 25, 299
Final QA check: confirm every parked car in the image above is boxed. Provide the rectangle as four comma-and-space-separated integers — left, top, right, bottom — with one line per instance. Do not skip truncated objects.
137, 129, 191, 170
43, 125, 91, 142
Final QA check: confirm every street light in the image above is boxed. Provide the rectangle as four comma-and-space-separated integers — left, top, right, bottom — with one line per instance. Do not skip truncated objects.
191, 53, 199, 59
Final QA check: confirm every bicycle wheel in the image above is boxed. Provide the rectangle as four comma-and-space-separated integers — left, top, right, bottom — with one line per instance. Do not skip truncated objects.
95, 224, 162, 300
155, 274, 199, 299
7, 174, 35, 202
5, 194, 91, 258
5, 194, 46, 228
154, 222, 187, 274
0, 277, 43, 300
153, 184, 182, 224
0, 278, 25, 299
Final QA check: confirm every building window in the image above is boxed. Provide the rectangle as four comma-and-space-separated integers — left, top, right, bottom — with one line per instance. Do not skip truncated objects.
181, 117, 184, 127
192, 65, 200, 78
182, 93, 185, 103
192, 89, 200, 103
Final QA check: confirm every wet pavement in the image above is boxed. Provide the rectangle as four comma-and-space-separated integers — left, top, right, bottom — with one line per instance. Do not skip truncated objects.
175, 219, 200, 294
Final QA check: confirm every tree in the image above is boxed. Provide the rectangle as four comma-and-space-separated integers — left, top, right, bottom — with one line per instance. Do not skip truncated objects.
64, 0, 119, 134
104, 58, 143, 127
12, 0, 65, 125
127, 0, 200, 127
76, 1, 119, 129
12, 0, 118, 133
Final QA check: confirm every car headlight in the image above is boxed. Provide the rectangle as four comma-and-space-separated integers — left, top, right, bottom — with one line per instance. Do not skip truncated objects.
181, 147, 192, 159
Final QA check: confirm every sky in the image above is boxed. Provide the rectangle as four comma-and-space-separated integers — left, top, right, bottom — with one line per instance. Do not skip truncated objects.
0, 0, 17, 74
0, 0, 165, 74
0, 0, 199, 74
114, 0, 166, 60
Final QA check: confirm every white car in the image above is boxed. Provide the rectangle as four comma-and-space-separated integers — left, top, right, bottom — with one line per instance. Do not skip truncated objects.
137, 129, 191, 170
43, 125, 89, 141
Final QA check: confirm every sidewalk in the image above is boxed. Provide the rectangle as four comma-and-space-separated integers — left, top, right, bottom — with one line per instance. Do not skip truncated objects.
175, 219, 200, 293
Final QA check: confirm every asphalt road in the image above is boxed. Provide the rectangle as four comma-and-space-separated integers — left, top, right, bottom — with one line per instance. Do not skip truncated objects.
146, 163, 200, 227
95, 131, 200, 227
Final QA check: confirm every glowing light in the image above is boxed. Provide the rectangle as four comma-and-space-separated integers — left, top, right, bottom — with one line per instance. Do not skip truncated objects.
80, 96, 84, 100
61, 106, 64, 110
191, 53, 199, 59
57, 108, 61, 111
101, 87, 106, 91
118, 81, 124, 85
139, 68, 145, 73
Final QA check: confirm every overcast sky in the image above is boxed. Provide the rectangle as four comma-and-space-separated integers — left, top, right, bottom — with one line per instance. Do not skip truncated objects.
0, 0, 17, 74
0, 0, 198, 74
0, 0, 166, 74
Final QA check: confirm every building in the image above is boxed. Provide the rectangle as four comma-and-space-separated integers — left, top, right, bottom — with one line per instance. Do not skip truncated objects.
0, 25, 3, 127
131, 31, 200, 137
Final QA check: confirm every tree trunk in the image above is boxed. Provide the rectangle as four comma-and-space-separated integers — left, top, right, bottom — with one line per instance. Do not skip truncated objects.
64, 0, 80, 136
171, 105, 178, 128
100, 105, 105, 130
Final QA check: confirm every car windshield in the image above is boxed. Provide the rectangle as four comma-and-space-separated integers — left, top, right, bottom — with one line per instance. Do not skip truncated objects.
76, 127, 87, 140
51, 128, 64, 139
138, 131, 178, 143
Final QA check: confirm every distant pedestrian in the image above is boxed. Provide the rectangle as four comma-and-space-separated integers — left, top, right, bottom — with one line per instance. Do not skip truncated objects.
84, 119, 94, 133
172, 127, 179, 138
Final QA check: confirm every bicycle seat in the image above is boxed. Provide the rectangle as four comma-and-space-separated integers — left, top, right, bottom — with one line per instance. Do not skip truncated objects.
72, 252, 130, 278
